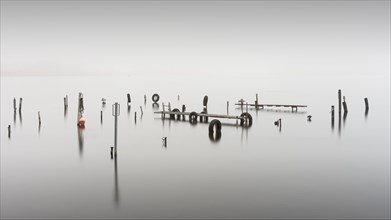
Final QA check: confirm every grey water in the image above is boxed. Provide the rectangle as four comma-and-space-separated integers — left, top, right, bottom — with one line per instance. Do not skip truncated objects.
1, 74, 390, 219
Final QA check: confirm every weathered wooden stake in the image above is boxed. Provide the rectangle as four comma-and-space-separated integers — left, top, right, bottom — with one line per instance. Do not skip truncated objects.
77, 93, 84, 126
342, 96, 348, 113
13, 98, 17, 112
227, 101, 229, 115
338, 89, 342, 114
64, 95, 68, 108
18, 98, 22, 112
255, 94, 259, 109
8, 125, 11, 138
331, 105, 335, 120
38, 111, 41, 125
364, 97, 369, 111
168, 102, 171, 111
127, 93, 131, 105
182, 105, 186, 120
100, 110, 103, 123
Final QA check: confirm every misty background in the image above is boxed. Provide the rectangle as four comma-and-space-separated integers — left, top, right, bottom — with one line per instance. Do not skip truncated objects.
1, 0, 390, 77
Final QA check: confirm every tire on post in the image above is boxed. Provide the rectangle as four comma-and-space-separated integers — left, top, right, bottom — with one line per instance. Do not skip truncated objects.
240, 112, 253, 127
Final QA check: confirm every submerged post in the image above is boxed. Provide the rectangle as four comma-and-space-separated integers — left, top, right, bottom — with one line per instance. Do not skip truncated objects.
100, 110, 103, 124
227, 101, 229, 115
18, 98, 22, 113
127, 93, 131, 106
342, 96, 348, 113
64, 95, 68, 109
38, 111, 41, 125
338, 89, 342, 114
112, 103, 120, 156
8, 125, 11, 138
364, 97, 369, 111
13, 98, 17, 112
255, 94, 259, 109
77, 93, 84, 127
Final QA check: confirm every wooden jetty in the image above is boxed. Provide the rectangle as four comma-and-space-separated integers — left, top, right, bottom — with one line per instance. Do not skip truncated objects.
154, 110, 252, 126
235, 102, 307, 111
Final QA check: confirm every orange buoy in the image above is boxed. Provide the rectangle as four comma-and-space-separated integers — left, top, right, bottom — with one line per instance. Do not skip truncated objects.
78, 117, 85, 127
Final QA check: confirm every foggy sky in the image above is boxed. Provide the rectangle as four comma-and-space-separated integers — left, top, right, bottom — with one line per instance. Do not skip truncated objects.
1, 0, 390, 77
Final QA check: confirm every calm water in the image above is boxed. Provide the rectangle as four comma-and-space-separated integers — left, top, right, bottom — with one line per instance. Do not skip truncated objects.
1, 74, 390, 219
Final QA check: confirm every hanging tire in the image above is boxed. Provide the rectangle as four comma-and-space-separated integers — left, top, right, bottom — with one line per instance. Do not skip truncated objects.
152, 94, 160, 103
189, 112, 198, 124
170, 108, 181, 120
203, 95, 208, 106
208, 119, 222, 133
240, 112, 253, 127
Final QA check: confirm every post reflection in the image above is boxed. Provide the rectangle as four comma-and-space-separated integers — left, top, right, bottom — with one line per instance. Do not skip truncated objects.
13, 111, 16, 125
64, 106, 68, 118
19, 111, 22, 125
78, 127, 84, 158
113, 155, 120, 206
343, 112, 347, 127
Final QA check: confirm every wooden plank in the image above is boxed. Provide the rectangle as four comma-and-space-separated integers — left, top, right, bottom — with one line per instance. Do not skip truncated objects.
154, 111, 243, 120
235, 103, 307, 107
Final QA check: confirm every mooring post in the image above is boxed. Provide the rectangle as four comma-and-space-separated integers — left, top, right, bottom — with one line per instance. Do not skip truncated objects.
100, 110, 103, 124
255, 94, 259, 109
343, 96, 348, 113
77, 93, 84, 126
227, 101, 229, 115
338, 89, 342, 114
8, 125, 11, 138
112, 103, 120, 156
13, 98, 17, 112
18, 98, 22, 113
64, 95, 68, 109
364, 97, 369, 111
38, 111, 41, 125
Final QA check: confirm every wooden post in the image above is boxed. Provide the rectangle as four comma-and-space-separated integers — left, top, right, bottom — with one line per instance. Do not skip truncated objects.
338, 89, 342, 114
343, 96, 348, 113
227, 101, 229, 115
331, 105, 335, 120
100, 110, 103, 124
364, 97, 369, 111
64, 95, 68, 109
144, 95, 146, 104
8, 125, 11, 138
255, 94, 259, 109
77, 93, 84, 126
127, 93, 131, 105
13, 98, 17, 112
182, 105, 186, 120
168, 102, 171, 111
18, 98, 22, 112
134, 112, 137, 122
140, 106, 143, 116
38, 111, 41, 125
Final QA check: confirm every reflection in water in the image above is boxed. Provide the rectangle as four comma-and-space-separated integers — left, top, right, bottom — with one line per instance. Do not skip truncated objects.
209, 131, 221, 142
365, 108, 369, 118
113, 156, 120, 207
338, 112, 341, 137
78, 127, 84, 158
38, 123, 41, 134
64, 106, 68, 118
13, 111, 16, 125
19, 111, 22, 125
127, 106, 131, 116
152, 103, 159, 111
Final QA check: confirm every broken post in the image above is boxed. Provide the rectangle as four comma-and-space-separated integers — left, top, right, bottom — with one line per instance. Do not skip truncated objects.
331, 105, 335, 120
182, 105, 186, 120
77, 93, 84, 126
64, 95, 68, 109
100, 110, 103, 124
227, 101, 229, 115
255, 94, 259, 109
8, 125, 11, 138
112, 102, 120, 156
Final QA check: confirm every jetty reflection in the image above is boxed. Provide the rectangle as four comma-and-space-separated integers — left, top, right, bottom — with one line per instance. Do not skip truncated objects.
78, 127, 84, 158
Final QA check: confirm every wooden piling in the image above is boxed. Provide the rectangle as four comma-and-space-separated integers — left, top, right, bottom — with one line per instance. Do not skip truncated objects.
255, 94, 259, 109
127, 93, 131, 104
331, 105, 335, 120
182, 105, 186, 120
227, 101, 229, 115
342, 96, 348, 113
100, 110, 103, 123
64, 95, 68, 109
364, 97, 369, 111
338, 89, 342, 114
8, 125, 11, 138
246, 102, 248, 113
13, 98, 16, 111
38, 111, 41, 125
18, 98, 22, 112
77, 93, 84, 126
134, 112, 137, 122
